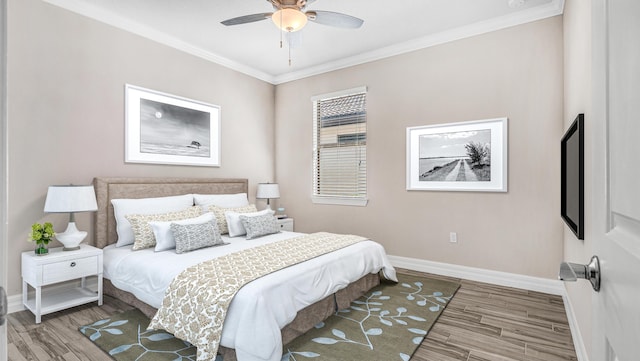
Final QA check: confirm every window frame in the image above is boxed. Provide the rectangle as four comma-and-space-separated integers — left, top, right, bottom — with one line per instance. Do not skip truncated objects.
311, 86, 368, 207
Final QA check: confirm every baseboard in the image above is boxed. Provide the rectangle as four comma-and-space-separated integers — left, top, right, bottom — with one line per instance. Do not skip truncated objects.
561, 288, 590, 361
7, 293, 23, 314
388, 255, 565, 295
388, 255, 588, 361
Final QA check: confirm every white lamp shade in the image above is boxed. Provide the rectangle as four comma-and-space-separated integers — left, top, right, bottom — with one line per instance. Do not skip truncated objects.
256, 183, 280, 199
44, 185, 98, 213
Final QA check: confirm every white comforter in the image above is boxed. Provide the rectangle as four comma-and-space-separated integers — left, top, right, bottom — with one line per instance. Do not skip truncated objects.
103, 231, 397, 361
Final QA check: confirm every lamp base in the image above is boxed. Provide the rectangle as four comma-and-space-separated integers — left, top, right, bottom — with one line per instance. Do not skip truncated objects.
56, 222, 87, 251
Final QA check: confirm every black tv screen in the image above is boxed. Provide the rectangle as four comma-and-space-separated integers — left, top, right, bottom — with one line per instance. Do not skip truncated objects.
561, 114, 584, 240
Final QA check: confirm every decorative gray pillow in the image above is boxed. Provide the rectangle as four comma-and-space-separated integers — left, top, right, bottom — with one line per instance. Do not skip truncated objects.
239, 213, 279, 240
170, 220, 224, 254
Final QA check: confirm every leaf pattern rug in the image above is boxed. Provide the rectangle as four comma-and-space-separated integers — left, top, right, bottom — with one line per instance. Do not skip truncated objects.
79, 308, 209, 361
282, 274, 459, 361
79, 274, 458, 361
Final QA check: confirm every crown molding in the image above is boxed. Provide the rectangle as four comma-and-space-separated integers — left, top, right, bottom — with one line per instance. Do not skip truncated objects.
43, 0, 564, 85
273, 0, 565, 84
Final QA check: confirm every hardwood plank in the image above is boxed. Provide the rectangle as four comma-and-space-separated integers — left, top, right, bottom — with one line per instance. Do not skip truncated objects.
436, 313, 503, 338
414, 338, 469, 361
7, 343, 28, 361
525, 343, 579, 361
481, 315, 571, 344
490, 292, 567, 314
468, 349, 524, 361
443, 327, 526, 360
61, 353, 83, 361
463, 303, 529, 321
501, 328, 575, 353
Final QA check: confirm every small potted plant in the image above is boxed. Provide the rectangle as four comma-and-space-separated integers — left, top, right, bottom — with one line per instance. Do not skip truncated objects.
28, 222, 55, 255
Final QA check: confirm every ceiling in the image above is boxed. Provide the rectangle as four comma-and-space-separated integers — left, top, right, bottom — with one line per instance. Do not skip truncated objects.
43, 0, 564, 84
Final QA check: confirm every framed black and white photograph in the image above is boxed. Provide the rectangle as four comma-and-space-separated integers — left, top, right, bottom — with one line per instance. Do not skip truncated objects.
125, 84, 220, 167
406, 117, 508, 192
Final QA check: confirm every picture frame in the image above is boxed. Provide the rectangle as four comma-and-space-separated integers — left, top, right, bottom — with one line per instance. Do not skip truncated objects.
125, 84, 221, 167
406, 117, 508, 192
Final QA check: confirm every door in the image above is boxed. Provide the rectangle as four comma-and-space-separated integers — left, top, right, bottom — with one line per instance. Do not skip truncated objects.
0, 0, 7, 359
591, 0, 640, 360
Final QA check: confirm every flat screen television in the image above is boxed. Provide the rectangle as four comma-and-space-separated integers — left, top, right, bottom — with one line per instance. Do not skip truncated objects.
561, 113, 584, 240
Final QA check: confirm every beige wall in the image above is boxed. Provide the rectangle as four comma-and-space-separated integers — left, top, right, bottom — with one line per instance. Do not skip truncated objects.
6, 0, 275, 295
563, 0, 593, 358
276, 17, 565, 278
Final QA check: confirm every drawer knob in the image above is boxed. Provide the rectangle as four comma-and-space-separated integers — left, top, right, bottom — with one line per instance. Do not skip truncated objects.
70, 262, 76, 267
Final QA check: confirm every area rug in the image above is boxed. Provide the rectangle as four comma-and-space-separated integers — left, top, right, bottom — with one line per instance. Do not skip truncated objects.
80, 274, 458, 361
79, 308, 204, 361
282, 274, 459, 361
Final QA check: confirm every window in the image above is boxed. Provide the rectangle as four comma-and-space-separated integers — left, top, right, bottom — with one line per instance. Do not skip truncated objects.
312, 86, 367, 206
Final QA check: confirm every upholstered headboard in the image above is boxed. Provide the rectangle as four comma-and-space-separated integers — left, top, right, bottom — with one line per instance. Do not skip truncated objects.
92, 177, 248, 249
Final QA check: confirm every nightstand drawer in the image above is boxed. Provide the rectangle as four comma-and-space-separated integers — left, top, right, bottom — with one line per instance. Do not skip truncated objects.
42, 256, 98, 284
278, 222, 289, 230
276, 218, 294, 232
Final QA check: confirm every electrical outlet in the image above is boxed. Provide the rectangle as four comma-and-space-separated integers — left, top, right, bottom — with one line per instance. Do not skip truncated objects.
449, 232, 458, 243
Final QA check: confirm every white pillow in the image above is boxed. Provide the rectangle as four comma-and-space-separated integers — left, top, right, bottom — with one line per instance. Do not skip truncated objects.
209, 204, 257, 234
193, 193, 249, 208
225, 209, 274, 237
150, 212, 216, 252
111, 194, 194, 247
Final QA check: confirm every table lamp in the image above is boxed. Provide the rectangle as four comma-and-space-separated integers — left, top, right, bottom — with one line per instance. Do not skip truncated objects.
256, 183, 280, 210
44, 185, 98, 251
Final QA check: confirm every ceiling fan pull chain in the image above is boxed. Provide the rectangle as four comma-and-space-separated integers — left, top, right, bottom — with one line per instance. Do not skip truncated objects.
279, 9, 283, 49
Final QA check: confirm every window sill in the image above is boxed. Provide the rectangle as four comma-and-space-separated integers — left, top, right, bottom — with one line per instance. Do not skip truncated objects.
312, 197, 368, 207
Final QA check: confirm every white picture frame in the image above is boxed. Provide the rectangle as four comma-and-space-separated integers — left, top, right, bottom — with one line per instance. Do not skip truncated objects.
406, 117, 508, 192
125, 84, 221, 167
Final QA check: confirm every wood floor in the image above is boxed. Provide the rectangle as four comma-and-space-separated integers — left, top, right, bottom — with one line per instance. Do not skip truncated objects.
7, 268, 577, 361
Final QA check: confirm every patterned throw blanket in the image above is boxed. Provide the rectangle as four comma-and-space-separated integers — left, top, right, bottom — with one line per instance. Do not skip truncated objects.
148, 232, 366, 361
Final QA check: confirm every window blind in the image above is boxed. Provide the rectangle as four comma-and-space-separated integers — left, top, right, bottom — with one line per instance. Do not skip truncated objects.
312, 87, 367, 204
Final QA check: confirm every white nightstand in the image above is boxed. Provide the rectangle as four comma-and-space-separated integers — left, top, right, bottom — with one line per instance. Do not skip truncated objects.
22, 244, 103, 323
276, 218, 294, 232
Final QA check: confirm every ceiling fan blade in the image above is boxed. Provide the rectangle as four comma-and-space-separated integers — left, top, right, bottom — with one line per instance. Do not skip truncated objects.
221, 13, 272, 26
307, 10, 363, 29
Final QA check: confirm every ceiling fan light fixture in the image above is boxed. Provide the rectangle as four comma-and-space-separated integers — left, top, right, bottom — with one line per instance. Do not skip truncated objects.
271, 8, 308, 32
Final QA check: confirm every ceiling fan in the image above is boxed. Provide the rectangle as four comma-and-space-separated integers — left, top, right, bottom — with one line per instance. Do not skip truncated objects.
221, 0, 364, 32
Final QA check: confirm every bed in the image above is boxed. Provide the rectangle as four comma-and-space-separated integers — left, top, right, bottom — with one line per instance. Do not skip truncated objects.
90, 177, 397, 361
